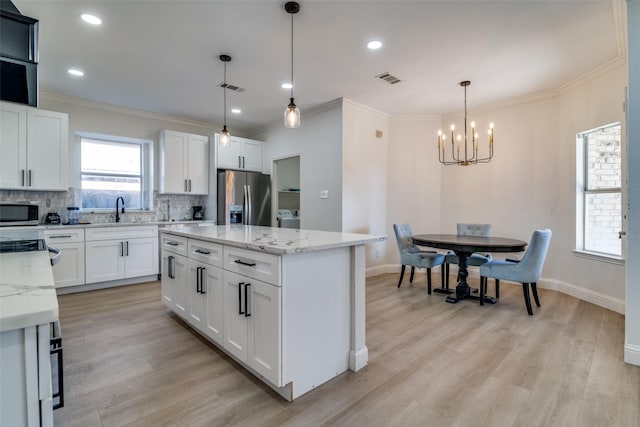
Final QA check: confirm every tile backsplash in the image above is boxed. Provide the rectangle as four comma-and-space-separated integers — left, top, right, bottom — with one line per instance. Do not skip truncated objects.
0, 188, 207, 224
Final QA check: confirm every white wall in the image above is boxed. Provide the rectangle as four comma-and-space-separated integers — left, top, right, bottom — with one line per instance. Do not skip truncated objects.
439, 64, 627, 308
385, 116, 443, 268
625, 0, 640, 365
341, 99, 390, 267
252, 99, 343, 232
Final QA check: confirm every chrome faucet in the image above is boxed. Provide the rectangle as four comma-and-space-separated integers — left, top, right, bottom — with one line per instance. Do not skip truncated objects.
116, 196, 125, 223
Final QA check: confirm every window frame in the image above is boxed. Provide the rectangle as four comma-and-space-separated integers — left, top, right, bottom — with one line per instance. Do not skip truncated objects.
77, 132, 154, 212
575, 122, 622, 260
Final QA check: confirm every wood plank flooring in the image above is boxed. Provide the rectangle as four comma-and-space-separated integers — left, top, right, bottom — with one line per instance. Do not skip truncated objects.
54, 274, 639, 427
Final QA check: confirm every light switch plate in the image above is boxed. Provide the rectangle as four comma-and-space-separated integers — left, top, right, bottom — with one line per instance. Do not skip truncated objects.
320, 190, 329, 199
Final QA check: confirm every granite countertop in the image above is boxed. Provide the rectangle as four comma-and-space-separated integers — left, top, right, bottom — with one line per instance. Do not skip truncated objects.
161, 225, 386, 255
0, 251, 58, 332
5, 220, 215, 231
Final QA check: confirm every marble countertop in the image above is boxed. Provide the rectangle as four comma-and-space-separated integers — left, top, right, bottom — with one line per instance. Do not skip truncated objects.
0, 251, 58, 332
161, 225, 386, 255
3, 220, 214, 231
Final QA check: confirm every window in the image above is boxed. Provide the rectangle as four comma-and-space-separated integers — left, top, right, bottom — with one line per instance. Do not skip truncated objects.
576, 123, 622, 257
80, 133, 153, 210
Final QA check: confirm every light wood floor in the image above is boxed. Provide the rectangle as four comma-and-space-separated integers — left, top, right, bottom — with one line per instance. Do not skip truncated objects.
54, 274, 639, 427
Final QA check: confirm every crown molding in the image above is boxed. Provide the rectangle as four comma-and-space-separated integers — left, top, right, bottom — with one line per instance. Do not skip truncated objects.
39, 91, 217, 131
342, 97, 390, 119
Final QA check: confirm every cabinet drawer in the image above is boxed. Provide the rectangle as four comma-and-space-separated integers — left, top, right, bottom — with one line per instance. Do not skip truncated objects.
161, 234, 188, 256
44, 228, 84, 243
86, 225, 158, 241
188, 239, 222, 267
223, 246, 280, 286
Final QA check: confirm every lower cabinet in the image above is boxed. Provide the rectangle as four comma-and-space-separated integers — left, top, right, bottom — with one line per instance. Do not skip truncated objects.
85, 226, 158, 284
222, 270, 281, 386
161, 250, 188, 316
188, 259, 223, 344
44, 228, 85, 288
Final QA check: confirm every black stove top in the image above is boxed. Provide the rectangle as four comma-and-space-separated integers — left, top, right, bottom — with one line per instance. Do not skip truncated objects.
0, 238, 47, 253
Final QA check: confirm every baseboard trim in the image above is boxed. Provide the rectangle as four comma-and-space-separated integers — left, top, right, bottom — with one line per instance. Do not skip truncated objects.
368, 264, 626, 315
56, 275, 158, 295
624, 343, 640, 366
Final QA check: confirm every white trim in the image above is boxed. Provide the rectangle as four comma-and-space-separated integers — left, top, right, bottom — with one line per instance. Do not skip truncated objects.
573, 250, 624, 265
624, 343, 640, 366
369, 264, 626, 314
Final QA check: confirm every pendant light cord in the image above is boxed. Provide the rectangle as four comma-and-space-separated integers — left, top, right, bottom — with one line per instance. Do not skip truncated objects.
290, 12, 294, 100
223, 61, 227, 127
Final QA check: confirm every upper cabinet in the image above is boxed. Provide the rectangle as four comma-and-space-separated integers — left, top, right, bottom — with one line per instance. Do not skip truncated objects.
159, 130, 209, 195
0, 102, 69, 191
216, 135, 263, 172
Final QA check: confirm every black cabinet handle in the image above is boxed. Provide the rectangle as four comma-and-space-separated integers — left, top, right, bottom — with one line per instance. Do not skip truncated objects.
234, 259, 256, 267
200, 267, 206, 294
195, 249, 211, 255
21, 169, 25, 186
49, 235, 72, 239
166, 242, 179, 246
168, 255, 174, 279
238, 282, 245, 315
28, 169, 32, 186
195, 267, 201, 293
242, 156, 245, 169
244, 283, 251, 317
120, 241, 124, 257
125, 241, 129, 256
238, 155, 242, 169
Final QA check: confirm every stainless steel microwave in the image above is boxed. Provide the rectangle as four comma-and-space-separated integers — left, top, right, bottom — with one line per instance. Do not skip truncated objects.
0, 202, 39, 226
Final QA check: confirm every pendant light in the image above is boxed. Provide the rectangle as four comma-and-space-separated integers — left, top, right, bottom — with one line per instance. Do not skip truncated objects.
219, 54, 231, 146
284, 2, 300, 128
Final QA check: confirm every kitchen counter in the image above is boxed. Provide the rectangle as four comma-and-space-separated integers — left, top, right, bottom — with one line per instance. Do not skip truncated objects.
160, 224, 385, 255
0, 251, 58, 332
4, 220, 214, 231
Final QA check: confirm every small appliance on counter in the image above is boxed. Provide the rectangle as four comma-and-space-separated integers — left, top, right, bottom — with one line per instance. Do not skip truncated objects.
45, 212, 61, 225
192, 206, 204, 220
66, 207, 80, 224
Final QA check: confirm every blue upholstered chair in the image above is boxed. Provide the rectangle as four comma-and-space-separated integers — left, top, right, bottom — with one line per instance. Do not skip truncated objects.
444, 223, 492, 289
393, 224, 445, 294
479, 229, 552, 315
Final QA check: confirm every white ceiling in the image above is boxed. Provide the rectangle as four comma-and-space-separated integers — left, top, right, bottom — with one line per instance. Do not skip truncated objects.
13, 0, 624, 132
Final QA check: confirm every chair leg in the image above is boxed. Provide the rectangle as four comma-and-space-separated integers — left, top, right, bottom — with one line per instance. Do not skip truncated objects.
495, 279, 500, 299
427, 267, 432, 295
531, 282, 541, 307
397, 265, 406, 288
441, 264, 445, 289
522, 283, 533, 315
410, 266, 415, 283
479, 276, 486, 306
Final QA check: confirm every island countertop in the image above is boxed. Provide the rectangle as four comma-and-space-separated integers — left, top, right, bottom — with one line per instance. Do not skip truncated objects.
0, 251, 58, 332
160, 224, 386, 255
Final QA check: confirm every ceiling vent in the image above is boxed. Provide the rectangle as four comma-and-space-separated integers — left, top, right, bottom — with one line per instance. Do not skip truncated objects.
375, 72, 401, 85
218, 82, 245, 92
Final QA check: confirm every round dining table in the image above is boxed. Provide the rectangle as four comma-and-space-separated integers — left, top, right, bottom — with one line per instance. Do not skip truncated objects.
411, 234, 527, 304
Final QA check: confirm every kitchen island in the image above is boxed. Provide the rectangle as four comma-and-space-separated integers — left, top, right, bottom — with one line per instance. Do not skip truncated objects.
0, 250, 57, 427
160, 224, 385, 401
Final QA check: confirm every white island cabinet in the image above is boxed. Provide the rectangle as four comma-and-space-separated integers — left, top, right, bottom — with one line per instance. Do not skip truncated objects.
0, 251, 58, 427
160, 225, 384, 401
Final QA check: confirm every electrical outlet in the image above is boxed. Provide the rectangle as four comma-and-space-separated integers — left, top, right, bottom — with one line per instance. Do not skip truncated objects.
320, 190, 329, 199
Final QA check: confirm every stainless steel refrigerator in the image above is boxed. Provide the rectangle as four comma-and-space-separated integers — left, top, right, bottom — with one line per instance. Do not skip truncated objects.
217, 170, 271, 226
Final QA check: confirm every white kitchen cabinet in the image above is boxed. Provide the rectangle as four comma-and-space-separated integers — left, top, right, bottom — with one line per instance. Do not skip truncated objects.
0, 324, 53, 427
0, 102, 68, 191
222, 270, 281, 386
44, 228, 85, 288
159, 130, 209, 194
161, 250, 188, 316
85, 226, 158, 284
216, 135, 263, 172
188, 259, 223, 343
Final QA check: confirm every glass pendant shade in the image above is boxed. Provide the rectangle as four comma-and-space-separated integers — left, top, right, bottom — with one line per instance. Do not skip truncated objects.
220, 125, 230, 146
284, 98, 300, 128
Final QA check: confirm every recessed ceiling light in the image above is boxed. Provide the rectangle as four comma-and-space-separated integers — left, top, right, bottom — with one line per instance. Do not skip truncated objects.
81, 14, 102, 25
68, 69, 84, 76
231, 108, 241, 114
281, 83, 293, 89
367, 40, 382, 50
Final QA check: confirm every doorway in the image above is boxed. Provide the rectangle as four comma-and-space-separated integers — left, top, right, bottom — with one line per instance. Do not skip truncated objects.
272, 155, 301, 228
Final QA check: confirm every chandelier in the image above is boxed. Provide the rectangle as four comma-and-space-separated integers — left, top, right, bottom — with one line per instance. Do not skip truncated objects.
438, 80, 494, 166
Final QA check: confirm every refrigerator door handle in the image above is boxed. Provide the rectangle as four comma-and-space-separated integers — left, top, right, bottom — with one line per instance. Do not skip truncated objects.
243, 185, 248, 225
246, 184, 252, 225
